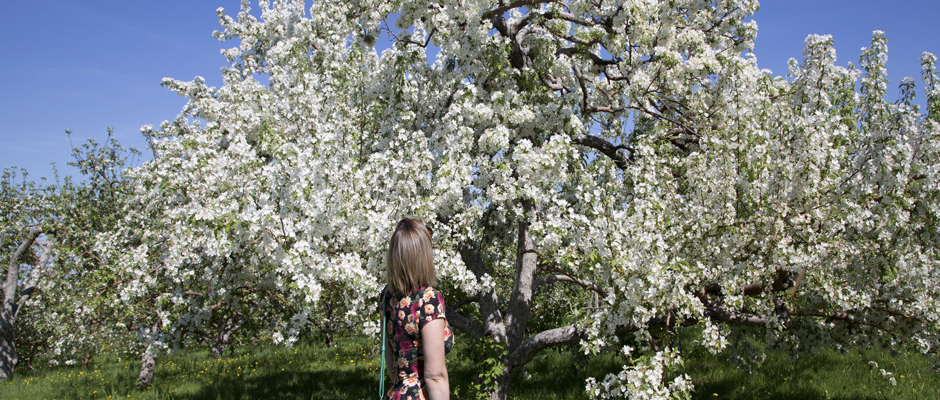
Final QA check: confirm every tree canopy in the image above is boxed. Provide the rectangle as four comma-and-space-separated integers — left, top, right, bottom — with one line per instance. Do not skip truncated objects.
81, 0, 940, 398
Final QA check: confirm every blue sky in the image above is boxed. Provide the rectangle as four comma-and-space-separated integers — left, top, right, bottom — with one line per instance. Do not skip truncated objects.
2, 0, 938, 181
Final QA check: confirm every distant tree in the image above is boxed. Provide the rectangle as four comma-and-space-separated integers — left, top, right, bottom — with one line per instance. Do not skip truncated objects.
1, 131, 140, 379
1, 168, 56, 378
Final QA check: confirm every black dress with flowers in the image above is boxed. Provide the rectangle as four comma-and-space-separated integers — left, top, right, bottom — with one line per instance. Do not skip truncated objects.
381, 286, 454, 400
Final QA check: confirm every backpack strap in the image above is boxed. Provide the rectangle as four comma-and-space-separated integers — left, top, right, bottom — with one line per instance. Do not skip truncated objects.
379, 288, 387, 399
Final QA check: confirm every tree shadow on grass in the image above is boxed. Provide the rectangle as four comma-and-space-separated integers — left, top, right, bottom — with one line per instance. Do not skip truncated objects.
688, 349, 886, 400
500, 346, 624, 400
691, 376, 884, 400
187, 368, 375, 400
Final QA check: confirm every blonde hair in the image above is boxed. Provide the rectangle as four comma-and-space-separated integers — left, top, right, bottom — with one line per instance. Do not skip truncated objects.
386, 218, 435, 295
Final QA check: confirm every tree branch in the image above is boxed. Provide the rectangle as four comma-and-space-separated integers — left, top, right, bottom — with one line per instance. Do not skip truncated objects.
482, 0, 555, 20
701, 268, 795, 298
459, 246, 507, 341
534, 274, 607, 295
447, 308, 484, 338
789, 307, 855, 323
452, 296, 479, 310
13, 239, 53, 320
572, 133, 633, 169
4, 227, 43, 322
556, 47, 620, 66
539, 73, 565, 91
506, 210, 539, 349
704, 304, 767, 326
506, 324, 582, 368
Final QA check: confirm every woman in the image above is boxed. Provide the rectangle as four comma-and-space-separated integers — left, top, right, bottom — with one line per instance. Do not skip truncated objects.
381, 218, 453, 400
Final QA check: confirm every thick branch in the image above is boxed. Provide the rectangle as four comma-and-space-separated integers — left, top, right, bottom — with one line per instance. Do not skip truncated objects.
539, 73, 565, 91
459, 246, 507, 341
662, 127, 700, 152
458, 246, 487, 278
4, 227, 43, 322
705, 305, 767, 326
573, 133, 633, 169
482, 0, 554, 20
447, 308, 484, 339
489, 14, 510, 37
452, 296, 479, 310
555, 11, 602, 27
556, 47, 620, 66
13, 239, 53, 320
506, 210, 538, 350
507, 324, 582, 368
788, 271, 806, 295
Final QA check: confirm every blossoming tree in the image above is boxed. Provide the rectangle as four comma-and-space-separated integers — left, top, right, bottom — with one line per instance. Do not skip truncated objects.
1, 133, 141, 379
0, 168, 55, 379
112, 0, 940, 397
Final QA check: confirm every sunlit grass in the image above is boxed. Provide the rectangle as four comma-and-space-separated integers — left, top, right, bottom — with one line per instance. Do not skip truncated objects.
684, 343, 940, 400
0, 332, 936, 400
0, 337, 380, 400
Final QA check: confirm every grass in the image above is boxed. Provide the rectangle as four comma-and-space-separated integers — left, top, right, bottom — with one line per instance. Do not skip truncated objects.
683, 343, 939, 400
0, 332, 936, 399
0, 338, 381, 400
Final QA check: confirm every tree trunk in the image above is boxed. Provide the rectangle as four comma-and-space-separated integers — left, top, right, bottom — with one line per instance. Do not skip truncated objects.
210, 344, 223, 359
489, 367, 513, 400
0, 320, 17, 379
137, 321, 161, 388
449, 206, 591, 399
137, 344, 157, 388
0, 227, 43, 380
489, 211, 538, 399
209, 314, 245, 359
505, 212, 537, 351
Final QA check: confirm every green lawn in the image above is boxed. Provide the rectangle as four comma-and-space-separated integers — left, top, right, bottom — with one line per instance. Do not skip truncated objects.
682, 343, 939, 400
0, 333, 936, 399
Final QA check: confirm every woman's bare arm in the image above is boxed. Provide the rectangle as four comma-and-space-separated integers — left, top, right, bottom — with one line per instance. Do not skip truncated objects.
421, 318, 449, 400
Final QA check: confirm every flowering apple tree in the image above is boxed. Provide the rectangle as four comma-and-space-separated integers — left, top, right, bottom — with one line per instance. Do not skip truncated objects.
0, 168, 56, 379
113, 0, 940, 398
1, 132, 142, 379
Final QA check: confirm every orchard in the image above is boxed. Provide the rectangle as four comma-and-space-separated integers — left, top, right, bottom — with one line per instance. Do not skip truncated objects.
3, 1, 939, 399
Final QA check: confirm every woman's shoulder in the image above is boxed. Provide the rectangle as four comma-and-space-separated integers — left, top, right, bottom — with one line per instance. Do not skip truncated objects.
412, 286, 445, 303
381, 285, 403, 304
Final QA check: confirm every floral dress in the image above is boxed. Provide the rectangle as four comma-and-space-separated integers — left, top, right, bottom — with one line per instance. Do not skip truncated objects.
381, 286, 454, 400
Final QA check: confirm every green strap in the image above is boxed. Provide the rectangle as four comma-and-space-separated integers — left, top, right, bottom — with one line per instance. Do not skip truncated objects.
379, 291, 386, 399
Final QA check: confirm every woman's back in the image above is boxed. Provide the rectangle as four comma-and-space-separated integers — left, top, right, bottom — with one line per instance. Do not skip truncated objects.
382, 286, 454, 400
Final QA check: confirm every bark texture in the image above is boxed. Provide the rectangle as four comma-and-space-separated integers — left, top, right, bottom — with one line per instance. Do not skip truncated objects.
137, 346, 157, 389
0, 319, 16, 380
207, 315, 245, 359
137, 321, 161, 388
0, 227, 43, 379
